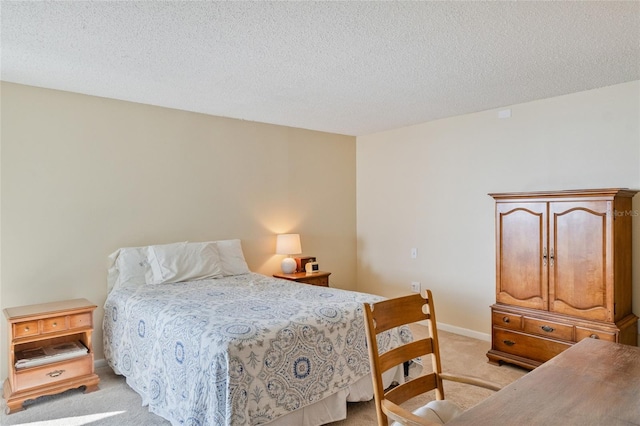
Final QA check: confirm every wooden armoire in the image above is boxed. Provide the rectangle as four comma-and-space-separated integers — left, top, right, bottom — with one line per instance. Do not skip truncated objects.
487, 188, 638, 369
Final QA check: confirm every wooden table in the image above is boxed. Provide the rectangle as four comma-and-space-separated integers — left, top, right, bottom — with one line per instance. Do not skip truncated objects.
448, 338, 640, 425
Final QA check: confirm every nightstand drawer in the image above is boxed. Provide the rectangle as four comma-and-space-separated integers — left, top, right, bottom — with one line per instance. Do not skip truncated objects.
301, 275, 329, 286
14, 321, 40, 338
69, 312, 92, 329
13, 355, 93, 392
42, 316, 68, 334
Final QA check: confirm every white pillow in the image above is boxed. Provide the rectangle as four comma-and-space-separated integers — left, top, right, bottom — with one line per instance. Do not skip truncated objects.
216, 239, 250, 276
145, 241, 224, 284
111, 246, 152, 290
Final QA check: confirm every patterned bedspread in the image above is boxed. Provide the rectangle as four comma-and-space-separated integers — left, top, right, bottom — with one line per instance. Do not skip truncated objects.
103, 273, 410, 425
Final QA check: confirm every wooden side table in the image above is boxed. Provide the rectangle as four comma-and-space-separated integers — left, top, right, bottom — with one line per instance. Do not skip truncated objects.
3, 298, 100, 414
273, 271, 331, 287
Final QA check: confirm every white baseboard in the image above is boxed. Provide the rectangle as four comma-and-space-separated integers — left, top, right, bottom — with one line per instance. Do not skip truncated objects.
414, 319, 491, 342
94, 358, 107, 368
437, 322, 491, 342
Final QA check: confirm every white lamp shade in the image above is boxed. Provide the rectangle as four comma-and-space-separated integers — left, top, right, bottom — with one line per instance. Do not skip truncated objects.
276, 234, 302, 255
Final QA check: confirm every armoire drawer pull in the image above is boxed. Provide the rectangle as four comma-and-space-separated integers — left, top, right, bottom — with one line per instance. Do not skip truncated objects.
541, 325, 555, 333
503, 340, 515, 346
502, 317, 510, 323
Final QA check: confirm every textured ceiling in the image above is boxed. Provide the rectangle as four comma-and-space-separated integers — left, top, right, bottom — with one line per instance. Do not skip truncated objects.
2, 1, 639, 136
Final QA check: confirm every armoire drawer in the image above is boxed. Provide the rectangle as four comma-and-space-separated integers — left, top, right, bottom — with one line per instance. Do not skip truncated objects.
575, 326, 616, 342
492, 311, 522, 331
493, 328, 571, 364
523, 317, 573, 341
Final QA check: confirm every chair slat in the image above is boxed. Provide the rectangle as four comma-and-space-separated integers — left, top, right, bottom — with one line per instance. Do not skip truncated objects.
379, 338, 433, 373
367, 293, 429, 333
386, 372, 439, 405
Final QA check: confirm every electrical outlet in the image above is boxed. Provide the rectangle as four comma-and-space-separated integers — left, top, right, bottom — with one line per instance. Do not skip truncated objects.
411, 281, 420, 293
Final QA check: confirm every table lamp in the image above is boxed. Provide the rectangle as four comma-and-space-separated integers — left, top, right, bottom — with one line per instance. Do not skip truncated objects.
276, 233, 302, 274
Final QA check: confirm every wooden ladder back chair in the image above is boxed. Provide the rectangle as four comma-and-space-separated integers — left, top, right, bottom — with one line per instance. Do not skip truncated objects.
363, 290, 501, 426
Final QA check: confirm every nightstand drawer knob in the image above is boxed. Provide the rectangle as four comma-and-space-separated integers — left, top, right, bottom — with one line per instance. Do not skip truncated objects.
52, 322, 57, 327
46, 369, 65, 378
24, 326, 30, 332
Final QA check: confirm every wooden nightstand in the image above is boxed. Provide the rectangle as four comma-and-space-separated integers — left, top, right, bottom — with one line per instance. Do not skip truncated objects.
3, 298, 100, 414
273, 271, 331, 287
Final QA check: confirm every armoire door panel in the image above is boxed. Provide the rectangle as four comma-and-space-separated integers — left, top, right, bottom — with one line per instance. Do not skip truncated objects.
548, 201, 612, 321
496, 203, 547, 310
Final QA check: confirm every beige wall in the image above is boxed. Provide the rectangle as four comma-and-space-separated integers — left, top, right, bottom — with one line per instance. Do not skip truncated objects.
356, 80, 640, 340
0, 82, 357, 379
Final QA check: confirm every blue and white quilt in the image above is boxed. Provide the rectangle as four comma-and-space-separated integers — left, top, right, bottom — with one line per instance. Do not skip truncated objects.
103, 273, 410, 425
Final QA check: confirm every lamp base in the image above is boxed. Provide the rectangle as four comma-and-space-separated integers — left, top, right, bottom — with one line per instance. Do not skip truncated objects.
281, 257, 297, 274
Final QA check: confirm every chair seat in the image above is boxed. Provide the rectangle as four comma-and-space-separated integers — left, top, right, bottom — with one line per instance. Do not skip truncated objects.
391, 400, 463, 425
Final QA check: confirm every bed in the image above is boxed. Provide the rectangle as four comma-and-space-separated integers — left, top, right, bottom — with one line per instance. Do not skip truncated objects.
103, 240, 409, 425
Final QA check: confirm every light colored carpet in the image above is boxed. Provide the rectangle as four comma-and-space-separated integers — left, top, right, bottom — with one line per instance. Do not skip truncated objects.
1, 328, 526, 425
